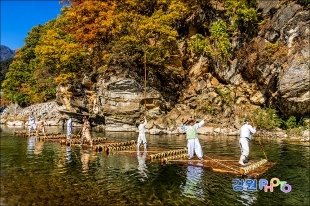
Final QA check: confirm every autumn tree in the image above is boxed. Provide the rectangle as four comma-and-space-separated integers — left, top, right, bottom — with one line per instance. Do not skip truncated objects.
34, 12, 88, 84
1, 25, 49, 105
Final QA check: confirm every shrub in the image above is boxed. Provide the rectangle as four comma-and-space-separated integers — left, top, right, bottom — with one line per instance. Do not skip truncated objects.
189, 34, 212, 56
283, 116, 297, 129
252, 107, 283, 130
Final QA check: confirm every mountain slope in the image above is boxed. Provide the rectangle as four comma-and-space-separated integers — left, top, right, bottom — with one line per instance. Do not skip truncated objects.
0, 45, 15, 61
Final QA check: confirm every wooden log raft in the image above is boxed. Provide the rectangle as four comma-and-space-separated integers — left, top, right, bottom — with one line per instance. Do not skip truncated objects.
60, 137, 109, 146
14, 131, 82, 139
239, 159, 268, 175
94, 140, 137, 153
104, 147, 274, 178
160, 153, 275, 178
147, 148, 188, 161
14, 131, 64, 137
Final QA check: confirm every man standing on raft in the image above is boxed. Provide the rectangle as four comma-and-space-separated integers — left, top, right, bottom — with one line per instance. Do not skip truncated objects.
239, 120, 256, 166
67, 116, 73, 140
181, 116, 208, 161
36, 116, 46, 137
28, 114, 36, 136
81, 117, 93, 147
137, 116, 147, 150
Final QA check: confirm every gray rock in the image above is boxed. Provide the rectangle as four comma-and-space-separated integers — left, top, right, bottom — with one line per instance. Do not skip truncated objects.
257, 0, 280, 17
197, 126, 214, 134
149, 128, 161, 135
214, 127, 221, 133
278, 53, 310, 116
302, 130, 309, 138
265, 30, 279, 43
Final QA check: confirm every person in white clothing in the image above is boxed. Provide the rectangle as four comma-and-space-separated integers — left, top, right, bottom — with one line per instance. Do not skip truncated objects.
67, 117, 73, 140
180, 116, 208, 160
28, 115, 36, 136
36, 116, 46, 137
239, 120, 256, 166
137, 117, 147, 150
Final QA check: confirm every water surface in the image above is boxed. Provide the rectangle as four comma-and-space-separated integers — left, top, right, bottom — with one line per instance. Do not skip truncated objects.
1, 126, 309, 206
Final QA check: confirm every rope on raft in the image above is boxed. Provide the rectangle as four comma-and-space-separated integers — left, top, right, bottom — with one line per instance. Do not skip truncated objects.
240, 159, 268, 175
204, 155, 240, 173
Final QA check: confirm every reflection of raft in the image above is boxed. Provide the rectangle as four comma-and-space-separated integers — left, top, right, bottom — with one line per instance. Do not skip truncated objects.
160, 153, 274, 178
14, 131, 81, 139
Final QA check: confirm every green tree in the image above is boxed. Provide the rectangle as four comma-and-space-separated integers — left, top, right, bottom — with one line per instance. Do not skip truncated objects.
0, 58, 13, 88
1, 25, 48, 105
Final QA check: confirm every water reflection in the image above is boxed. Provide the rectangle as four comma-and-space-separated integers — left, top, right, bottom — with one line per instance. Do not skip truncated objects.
27, 137, 44, 155
80, 147, 91, 173
27, 136, 35, 154
34, 140, 44, 155
66, 146, 72, 163
238, 190, 258, 206
137, 149, 148, 182
181, 162, 205, 201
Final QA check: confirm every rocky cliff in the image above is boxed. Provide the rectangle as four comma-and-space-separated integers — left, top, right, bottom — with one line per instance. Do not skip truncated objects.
53, 0, 309, 132
1, 0, 309, 136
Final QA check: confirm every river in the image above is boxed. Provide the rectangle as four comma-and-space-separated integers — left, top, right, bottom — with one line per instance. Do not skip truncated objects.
0, 126, 309, 206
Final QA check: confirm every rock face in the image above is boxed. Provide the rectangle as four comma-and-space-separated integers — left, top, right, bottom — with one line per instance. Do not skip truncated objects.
54, 0, 309, 133
0, 45, 15, 61
256, 0, 310, 116
2, 1, 308, 136
205, 0, 309, 117
0, 102, 67, 126
56, 71, 171, 130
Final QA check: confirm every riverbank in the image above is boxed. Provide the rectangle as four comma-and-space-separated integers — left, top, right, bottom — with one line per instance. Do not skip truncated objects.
1, 102, 309, 140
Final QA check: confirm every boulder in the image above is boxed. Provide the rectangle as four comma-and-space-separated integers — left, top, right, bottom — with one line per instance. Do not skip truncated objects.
6, 120, 24, 126
214, 127, 221, 133
197, 126, 214, 134
153, 117, 167, 129
278, 53, 310, 116
302, 130, 309, 138
105, 124, 137, 132
149, 128, 161, 135
228, 129, 239, 136
145, 119, 154, 129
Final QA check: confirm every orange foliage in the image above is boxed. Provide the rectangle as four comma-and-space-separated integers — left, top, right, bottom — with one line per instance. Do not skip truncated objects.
62, 0, 117, 48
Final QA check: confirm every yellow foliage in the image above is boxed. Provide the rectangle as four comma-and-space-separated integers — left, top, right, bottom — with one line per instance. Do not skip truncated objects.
55, 73, 77, 84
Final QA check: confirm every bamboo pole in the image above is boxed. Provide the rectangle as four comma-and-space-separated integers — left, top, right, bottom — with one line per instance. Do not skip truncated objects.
250, 117, 268, 160
144, 53, 147, 116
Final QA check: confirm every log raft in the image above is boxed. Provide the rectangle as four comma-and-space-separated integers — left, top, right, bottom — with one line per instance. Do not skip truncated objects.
14, 131, 274, 177
160, 153, 274, 178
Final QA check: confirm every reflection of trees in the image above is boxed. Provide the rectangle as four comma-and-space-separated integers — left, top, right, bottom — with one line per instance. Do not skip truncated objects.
181, 163, 205, 201
137, 150, 148, 181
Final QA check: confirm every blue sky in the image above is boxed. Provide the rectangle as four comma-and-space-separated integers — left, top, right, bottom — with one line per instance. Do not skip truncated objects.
1, 1, 65, 50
